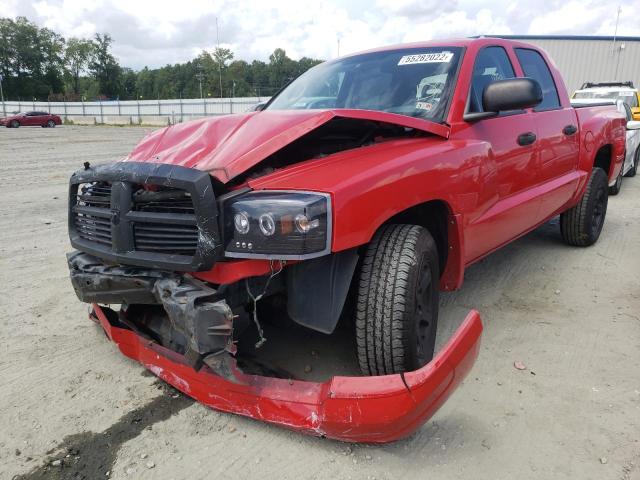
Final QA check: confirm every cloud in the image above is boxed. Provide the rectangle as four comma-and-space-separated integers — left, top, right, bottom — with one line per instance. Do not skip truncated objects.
1, 0, 638, 69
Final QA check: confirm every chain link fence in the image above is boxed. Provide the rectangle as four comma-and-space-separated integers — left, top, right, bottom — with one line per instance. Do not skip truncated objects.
0, 97, 269, 124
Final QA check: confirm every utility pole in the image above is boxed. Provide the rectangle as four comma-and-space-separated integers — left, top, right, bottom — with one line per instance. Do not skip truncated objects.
195, 63, 204, 99
612, 5, 621, 49
216, 17, 223, 98
612, 5, 623, 80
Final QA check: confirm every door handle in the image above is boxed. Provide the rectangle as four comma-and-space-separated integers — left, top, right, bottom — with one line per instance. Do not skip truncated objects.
517, 132, 537, 146
563, 124, 578, 135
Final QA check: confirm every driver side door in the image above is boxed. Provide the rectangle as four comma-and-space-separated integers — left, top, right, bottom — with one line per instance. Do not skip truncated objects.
461, 46, 542, 263
23, 112, 38, 126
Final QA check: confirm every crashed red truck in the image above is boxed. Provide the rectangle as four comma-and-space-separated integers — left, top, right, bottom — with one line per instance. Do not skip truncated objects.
67, 38, 625, 442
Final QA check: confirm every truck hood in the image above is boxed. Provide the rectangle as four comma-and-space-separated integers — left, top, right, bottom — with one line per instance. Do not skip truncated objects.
124, 109, 450, 183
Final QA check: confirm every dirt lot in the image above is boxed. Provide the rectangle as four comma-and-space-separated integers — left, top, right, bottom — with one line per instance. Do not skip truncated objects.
1, 125, 639, 480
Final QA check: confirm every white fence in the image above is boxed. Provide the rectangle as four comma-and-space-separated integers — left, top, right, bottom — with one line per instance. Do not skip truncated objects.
0, 97, 269, 124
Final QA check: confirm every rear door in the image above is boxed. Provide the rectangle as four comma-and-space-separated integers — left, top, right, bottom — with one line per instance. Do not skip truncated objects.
514, 47, 580, 220
36, 112, 49, 125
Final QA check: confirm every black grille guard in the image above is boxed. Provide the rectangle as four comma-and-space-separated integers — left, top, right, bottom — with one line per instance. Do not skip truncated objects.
68, 162, 221, 271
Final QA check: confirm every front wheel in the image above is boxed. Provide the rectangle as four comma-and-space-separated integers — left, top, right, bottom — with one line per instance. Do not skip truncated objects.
10, 120, 19, 128
609, 167, 623, 195
355, 224, 439, 375
560, 167, 608, 246
46, 120, 56, 128
624, 147, 639, 178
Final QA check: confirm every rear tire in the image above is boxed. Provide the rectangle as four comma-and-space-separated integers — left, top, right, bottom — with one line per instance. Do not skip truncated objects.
624, 147, 638, 178
355, 224, 439, 376
609, 167, 623, 195
560, 167, 608, 246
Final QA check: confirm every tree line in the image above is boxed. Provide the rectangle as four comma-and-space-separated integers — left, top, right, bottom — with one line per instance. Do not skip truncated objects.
0, 16, 324, 101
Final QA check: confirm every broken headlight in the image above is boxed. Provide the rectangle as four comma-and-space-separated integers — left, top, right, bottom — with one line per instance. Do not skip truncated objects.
223, 190, 331, 259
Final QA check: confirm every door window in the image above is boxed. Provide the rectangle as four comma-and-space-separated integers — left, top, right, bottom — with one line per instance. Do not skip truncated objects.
515, 48, 560, 111
468, 47, 516, 113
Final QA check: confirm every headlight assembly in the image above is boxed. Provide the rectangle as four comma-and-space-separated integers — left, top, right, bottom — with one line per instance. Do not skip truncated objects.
223, 190, 332, 259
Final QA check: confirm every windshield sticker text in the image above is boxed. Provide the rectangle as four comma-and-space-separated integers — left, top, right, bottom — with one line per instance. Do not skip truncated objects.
398, 52, 454, 65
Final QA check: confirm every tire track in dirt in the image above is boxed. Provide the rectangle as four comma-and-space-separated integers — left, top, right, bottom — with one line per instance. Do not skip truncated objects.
13, 383, 192, 480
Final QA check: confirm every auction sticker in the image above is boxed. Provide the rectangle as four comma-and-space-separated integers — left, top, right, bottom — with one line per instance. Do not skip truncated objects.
416, 102, 433, 111
398, 51, 453, 65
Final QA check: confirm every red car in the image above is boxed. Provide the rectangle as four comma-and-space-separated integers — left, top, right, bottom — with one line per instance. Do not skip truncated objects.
1, 111, 62, 128
66, 38, 625, 442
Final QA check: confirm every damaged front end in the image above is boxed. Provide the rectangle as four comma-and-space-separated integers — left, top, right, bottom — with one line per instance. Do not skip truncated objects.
69, 252, 235, 372
67, 159, 482, 443
89, 300, 482, 443
68, 248, 483, 443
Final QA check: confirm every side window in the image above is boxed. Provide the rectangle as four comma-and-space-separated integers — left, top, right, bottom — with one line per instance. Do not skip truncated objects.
468, 47, 516, 113
515, 48, 560, 111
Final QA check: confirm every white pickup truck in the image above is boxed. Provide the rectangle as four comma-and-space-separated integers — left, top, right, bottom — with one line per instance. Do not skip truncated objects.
571, 98, 640, 194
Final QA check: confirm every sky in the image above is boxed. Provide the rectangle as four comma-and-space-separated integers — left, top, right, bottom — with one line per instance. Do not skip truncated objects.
2, 0, 639, 70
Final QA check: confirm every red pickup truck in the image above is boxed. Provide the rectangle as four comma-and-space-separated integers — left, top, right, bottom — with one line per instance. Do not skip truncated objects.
67, 38, 625, 442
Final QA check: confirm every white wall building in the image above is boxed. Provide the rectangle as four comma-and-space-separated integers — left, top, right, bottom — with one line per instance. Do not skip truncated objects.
492, 35, 640, 94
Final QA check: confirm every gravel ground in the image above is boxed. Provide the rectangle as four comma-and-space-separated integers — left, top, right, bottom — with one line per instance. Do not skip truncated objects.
1, 125, 639, 480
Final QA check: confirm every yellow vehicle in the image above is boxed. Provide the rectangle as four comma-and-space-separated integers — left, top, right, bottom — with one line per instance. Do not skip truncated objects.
573, 82, 640, 120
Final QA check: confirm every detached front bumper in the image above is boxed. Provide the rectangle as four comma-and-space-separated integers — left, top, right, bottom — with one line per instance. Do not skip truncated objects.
91, 303, 482, 443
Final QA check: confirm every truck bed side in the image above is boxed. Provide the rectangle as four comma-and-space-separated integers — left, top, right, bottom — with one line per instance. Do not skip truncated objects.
572, 105, 626, 197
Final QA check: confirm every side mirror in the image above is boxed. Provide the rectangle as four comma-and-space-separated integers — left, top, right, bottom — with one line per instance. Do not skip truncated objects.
483, 78, 543, 113
632, 107, 640, 121
627, 120, 640, 130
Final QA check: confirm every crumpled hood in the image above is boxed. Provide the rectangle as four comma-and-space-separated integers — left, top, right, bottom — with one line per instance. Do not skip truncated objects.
124, 109, 450, 183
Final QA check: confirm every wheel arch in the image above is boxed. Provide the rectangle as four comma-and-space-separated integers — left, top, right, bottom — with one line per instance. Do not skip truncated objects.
378, 199, 464, 291
592, 144, 613, 180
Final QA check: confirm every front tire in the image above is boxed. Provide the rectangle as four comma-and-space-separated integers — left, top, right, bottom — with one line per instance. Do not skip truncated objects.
560, 167, 608, 246
47, 120, 56, 128
355, 224, 439, 376
624, 147, 639, 178
609, 167, 623, 195
10, 120, 19, 128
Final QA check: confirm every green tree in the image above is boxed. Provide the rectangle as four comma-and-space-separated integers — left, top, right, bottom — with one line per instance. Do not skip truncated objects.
0, 16, 325, 101
89, 33, 121, 98
120, 67, 137, 99
64, 38, 94, 94
269, 48, 296, 88
0, 16, 65, 99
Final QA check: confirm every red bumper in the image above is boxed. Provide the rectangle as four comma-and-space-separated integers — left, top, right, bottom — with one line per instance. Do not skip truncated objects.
92, 305, 482, 443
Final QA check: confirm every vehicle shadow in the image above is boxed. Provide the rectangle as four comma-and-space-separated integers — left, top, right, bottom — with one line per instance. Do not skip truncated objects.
246, 218, 565, 383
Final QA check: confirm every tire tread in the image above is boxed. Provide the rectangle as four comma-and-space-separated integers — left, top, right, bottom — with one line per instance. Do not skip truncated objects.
355, 224, 438, 375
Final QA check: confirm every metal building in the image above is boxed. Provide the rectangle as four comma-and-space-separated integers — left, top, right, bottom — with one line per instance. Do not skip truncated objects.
491, 35, 640, 95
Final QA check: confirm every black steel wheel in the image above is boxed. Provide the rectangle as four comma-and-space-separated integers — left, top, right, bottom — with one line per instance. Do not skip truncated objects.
560, 167, 609, 246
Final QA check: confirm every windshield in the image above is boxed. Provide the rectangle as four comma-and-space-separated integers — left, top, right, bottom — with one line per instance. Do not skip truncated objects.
266, 47, 463, 122
573, 90, 637, 108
